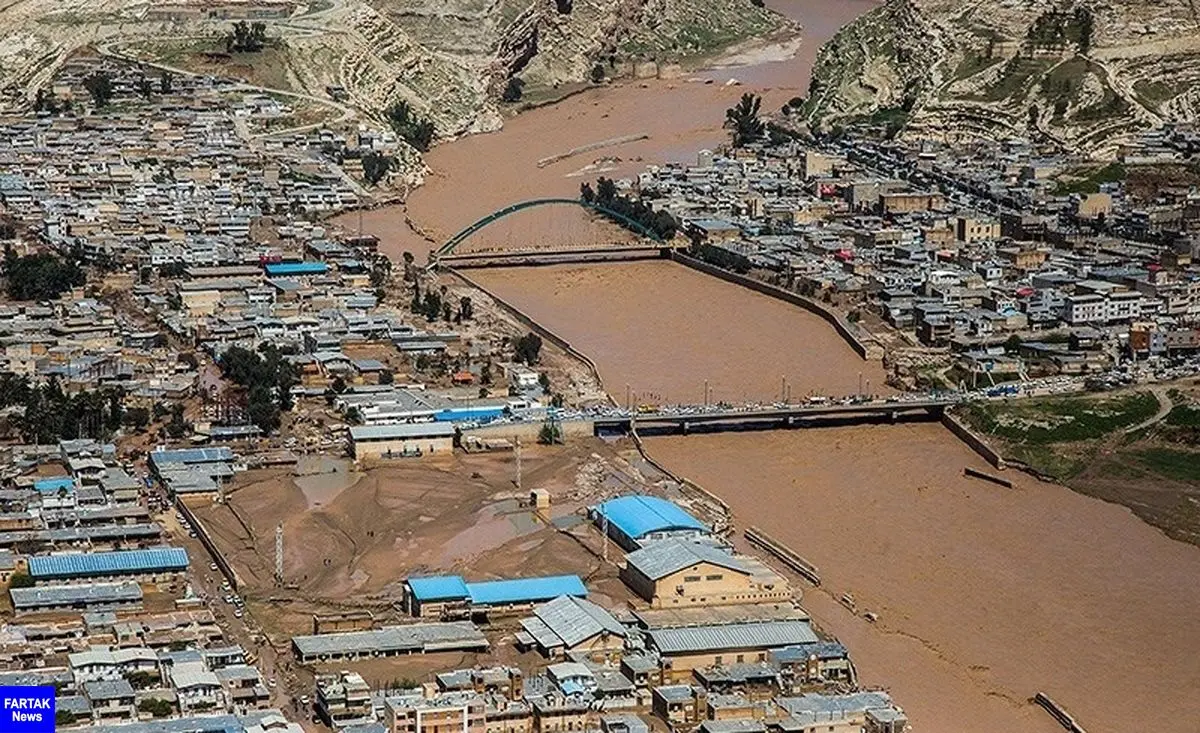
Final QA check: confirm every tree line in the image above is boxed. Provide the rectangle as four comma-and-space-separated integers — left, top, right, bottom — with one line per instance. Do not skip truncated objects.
579, 177, 678, 240
385, 101, 435, 152
3, 249, 85, 301
0, 373, 128, 444
218, 345, 299, 434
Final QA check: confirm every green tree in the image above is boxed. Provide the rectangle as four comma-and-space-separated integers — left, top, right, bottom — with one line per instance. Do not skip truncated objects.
502, 77, 525, 103
538, 420, 562, 445
159, 70, 173, 94
725, 93, 765, 147
137, 77, 153, 99
458, 296, 473, 320
166, 403, 189, 439
56, 710, 75, 727
138, 699, 173, 718
83, 72, 114, 107
123, 407, 150, 429
361, 152, 393, 186
514, 332, 542, 365
590, 63, 605, 84
4, 252, 85, 301
7, 571, 34, 589
385, 101, 435, 152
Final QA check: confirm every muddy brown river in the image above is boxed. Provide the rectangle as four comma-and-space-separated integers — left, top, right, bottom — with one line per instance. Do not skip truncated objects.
343, 1, 1200, 730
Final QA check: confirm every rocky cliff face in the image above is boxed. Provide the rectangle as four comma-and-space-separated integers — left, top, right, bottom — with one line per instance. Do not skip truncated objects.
0, 0, 789, 140
804, 0, 1200, 156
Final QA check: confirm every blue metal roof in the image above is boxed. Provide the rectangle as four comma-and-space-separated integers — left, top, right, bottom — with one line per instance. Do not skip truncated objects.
407, 575, 470, 601
264, 262, 328, 276
29, 547, 189, 579
596, 496, 708, 540
149, 447, 234, 467
34, 477, 76, 493
465, 574, 587, 605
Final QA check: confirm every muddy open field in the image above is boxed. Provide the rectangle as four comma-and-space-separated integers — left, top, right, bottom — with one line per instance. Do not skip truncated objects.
189, 438, 701, 639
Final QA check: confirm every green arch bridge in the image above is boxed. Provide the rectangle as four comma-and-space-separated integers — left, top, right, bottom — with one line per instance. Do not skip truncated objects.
427, 197, 672, 270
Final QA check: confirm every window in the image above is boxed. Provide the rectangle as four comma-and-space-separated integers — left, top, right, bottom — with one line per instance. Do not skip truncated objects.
683, 575, 701, 583
705, 574, 723, 581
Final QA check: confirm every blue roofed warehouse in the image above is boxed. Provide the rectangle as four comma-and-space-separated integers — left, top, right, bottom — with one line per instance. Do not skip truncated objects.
593, 495, 710, 550
28, 547, 189, 584
404, 573, 587, 618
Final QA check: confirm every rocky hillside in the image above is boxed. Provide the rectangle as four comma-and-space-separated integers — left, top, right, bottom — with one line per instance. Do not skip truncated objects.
0, 0, 789, 139
803, 0, 1200, 156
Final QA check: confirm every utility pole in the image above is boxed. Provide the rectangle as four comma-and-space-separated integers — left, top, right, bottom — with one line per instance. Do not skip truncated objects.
514, 438, 522, 491
601, 510, 609, 564
274, 523, 284, 584
703, 379, 709, 407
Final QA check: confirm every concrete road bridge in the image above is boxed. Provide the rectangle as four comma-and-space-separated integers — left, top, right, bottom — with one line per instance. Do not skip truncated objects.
594, 398, 959, 436
426, 197, 684, 271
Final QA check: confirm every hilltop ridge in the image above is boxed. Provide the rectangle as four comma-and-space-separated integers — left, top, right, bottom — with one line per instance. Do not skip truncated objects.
803, 0, 1200, 156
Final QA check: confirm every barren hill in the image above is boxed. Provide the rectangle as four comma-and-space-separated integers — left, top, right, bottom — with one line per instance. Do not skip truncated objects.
803, 0, 1200, 156
0, 0, 790, 139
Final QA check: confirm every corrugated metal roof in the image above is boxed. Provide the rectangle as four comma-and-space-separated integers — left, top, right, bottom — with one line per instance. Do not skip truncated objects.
149, 447, 234, 466
625, 539, 748, 580
407, 575, 470, 601
596, 495, 707, 540
264, 262, 328, 276
11, 581, 142, 608
292, 622, 487, 658
647, 620, 817, 655
467, 575, 587, 606
350, 423, 457, 441
521, 595, 625, 649
28, 547, 188, 579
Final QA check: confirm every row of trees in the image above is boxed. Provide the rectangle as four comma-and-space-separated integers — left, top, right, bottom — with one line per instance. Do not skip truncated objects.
385, 101, 435, 152
409, 281, 474, 323
218, 345, 299, 434
0, 374, 127, 444
3, 250, 85, 301
579, 177, 678, 240
227, 21, 269, 53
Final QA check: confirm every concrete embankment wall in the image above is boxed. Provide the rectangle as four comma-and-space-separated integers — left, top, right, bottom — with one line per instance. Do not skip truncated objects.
670, 253, 884, 361
447, 268, 615, 406
630, 428, 731, 515
464, 419, 595, 443
940, 411, 1006, 470
175, 497, 243, 592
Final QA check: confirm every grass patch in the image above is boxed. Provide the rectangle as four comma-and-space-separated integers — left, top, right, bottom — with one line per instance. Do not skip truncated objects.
1054, 161, 1125, 195
1135, 448, 1200, 483
968, 57, 1052, 102
962, 391, 1158, 444
1165, 397, 1200, 427
954, 52, 1003, 80
1133, 79, 1181, 108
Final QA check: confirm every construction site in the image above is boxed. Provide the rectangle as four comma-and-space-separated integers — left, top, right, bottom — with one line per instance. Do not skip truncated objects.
183, 436, 728, 674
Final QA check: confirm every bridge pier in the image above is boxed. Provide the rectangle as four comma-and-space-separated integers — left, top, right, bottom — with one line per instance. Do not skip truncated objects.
889, 410, 898, 424
680, 421, 690, 435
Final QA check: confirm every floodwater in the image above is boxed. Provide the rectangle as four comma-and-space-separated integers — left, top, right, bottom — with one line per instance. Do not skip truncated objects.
335, 0, 882, 262
328, 0, 1200, 730
293, 455, 361, 508
471, 262, 888, 402
646, 427, 1200, 733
